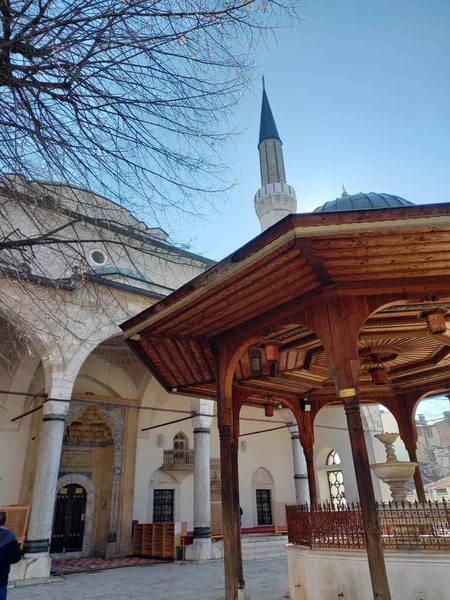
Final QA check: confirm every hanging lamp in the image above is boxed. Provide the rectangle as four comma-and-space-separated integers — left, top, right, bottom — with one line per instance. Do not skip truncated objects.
419, 308, 447, 335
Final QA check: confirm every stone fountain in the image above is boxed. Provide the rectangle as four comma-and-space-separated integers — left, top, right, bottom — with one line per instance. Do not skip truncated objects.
370, 433, 417, 502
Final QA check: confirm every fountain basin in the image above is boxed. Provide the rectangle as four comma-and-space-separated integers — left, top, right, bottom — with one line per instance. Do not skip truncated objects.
371, 461, 417, 502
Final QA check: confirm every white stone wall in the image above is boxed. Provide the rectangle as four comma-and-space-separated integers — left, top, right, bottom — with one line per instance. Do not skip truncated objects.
0, 177, 211, 510
313, 405, 384, 504
133, 387, 296, 531
287, 545, 450, 600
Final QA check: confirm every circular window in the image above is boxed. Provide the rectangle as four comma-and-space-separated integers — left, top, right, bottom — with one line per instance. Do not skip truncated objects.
90, 250, 107, 266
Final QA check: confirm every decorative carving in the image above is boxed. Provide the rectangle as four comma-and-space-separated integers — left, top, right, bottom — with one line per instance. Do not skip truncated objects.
252, 467, 274, 486
110, 407, 122, 420
94, 346, 147, 387
151, 468, 178, 485
65, 404, 113, 444
61, 450, 92, 468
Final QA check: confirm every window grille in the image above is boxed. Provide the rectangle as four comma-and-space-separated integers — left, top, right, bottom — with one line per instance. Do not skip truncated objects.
153, 489, 174, 523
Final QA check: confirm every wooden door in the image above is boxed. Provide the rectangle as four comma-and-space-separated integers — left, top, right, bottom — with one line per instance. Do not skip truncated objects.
51, 484, 86, 553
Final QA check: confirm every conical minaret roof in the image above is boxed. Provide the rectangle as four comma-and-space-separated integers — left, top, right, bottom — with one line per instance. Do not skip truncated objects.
259, 84, 281, 145
255, 80, 296, 231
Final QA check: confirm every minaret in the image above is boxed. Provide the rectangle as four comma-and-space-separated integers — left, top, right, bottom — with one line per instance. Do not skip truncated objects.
254, 80, 297, 231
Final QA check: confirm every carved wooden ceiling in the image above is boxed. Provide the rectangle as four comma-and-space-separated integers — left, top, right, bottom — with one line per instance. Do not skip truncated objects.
231, 303, 450, 402
121, 204, 450, 405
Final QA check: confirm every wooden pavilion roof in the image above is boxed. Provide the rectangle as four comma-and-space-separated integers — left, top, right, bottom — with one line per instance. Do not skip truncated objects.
121, 203, 450, 404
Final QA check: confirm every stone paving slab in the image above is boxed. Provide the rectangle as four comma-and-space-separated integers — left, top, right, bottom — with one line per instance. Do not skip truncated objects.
9, 558, 290, 600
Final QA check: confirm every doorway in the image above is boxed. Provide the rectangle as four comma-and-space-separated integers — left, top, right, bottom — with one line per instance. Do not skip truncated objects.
51, 484, 87, 553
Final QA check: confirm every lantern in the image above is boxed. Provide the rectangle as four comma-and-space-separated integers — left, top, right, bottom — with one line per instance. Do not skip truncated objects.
264, 343, 279, 364
420, 309, 447, 335
369, 366, 388, 386
265, 404, 274, 418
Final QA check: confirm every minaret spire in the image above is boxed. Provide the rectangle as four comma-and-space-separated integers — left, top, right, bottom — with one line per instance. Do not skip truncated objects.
254, 80, 297, 231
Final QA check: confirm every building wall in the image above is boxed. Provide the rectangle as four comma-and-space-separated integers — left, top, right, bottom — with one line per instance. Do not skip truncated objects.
435, 414, 450, 449
313, 405, 385, 504
133, 385, 296, 531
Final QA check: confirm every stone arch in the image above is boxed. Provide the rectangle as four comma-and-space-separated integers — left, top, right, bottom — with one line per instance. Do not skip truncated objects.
251, 467, 275, 527
148, 469, 180, 523
151, 469, 178, 485
53, 474, 95, 558
252, 467, 274, 486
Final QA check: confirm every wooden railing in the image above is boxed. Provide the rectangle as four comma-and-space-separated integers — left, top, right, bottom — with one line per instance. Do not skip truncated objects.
163, 449, 194, 469
286, 500, 450, 551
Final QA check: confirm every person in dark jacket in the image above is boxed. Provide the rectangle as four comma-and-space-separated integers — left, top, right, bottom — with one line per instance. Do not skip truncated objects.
0, 512, 22, 600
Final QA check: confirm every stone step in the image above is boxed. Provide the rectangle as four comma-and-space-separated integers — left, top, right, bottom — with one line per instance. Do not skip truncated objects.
240, 535, 288, 561
241, 535, 288, 544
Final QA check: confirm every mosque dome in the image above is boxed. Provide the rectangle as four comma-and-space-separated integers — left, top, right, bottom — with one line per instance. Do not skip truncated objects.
314, 192, 414, 213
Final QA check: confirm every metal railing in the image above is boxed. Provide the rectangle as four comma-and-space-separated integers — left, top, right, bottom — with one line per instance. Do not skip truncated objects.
163, 449, 194, 469
286, 500, 450, 551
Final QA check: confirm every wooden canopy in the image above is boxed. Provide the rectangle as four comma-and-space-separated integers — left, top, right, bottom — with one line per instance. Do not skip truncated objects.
121, 201, 450, 600
121, 203, 450, 405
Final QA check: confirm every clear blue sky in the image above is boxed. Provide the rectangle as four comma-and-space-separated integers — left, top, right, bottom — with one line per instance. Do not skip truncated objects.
172, 0, 450, 261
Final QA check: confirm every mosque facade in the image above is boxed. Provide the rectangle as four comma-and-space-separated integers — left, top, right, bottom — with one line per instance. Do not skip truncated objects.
0, 88, 419, 580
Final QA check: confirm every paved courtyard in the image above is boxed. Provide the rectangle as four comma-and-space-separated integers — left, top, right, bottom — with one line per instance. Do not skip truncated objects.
10, 558, 290, 600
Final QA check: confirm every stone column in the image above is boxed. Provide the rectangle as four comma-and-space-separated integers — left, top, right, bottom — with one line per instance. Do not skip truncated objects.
185, 398, 214, 561
22, 378, 73, 580
283, 410, 309, 504
288, 424, 309, 504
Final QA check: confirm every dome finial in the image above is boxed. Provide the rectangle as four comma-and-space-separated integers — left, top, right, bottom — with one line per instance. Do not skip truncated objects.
342, 184, 349, 197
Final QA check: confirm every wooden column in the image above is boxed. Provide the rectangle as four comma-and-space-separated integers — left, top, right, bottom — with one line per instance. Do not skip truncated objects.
219, 427, 238, 599
396, 393, 426, 503
383, 393, 426, 503
313, 296, 392, 600
232, 388, 249, 590
408, 446, 426, 503
217, 343, 239, 600
343, 395, 391, 600
231, 444, 245, 589
302, 410, 317, 505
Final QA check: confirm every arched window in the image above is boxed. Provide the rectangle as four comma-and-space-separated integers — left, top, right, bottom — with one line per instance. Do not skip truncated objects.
326, 450, 346, 506
173, 432, 188, 451
326, 449, 341, 466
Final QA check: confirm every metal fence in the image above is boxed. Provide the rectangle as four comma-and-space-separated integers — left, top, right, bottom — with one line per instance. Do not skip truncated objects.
286, 500, 450, 551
